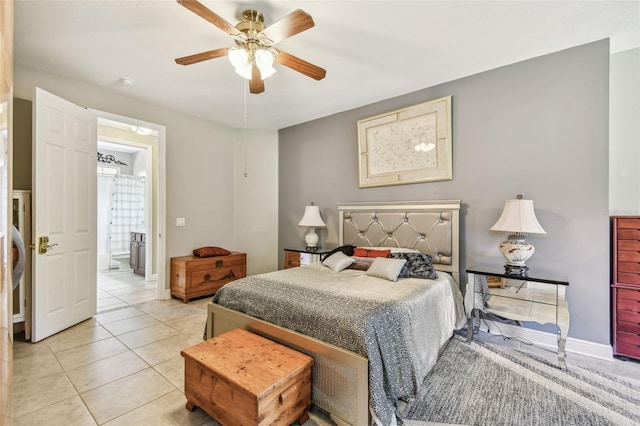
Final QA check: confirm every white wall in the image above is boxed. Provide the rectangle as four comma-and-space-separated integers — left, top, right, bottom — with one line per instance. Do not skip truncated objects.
132, 150, 147, 177
14, 65, 279, 288
233, 128, 279, 275
610, 47, 640, 215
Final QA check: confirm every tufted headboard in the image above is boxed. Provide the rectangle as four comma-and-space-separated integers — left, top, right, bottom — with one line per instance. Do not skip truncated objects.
338, 200, 461, 284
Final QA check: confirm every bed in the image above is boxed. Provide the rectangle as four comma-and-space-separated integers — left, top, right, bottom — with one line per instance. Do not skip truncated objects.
205, 201, 465, 426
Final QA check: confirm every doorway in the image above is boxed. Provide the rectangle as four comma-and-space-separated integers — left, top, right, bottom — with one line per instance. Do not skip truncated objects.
93, 111, 167, 306
26, 89, 167, 342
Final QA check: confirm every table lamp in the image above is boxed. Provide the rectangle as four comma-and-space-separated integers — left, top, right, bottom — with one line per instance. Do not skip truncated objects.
490, 195, 547, 276
298, 202, 326, 251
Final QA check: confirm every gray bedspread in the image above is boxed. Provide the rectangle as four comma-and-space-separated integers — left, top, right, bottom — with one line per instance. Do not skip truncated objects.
212, 263, 465, 426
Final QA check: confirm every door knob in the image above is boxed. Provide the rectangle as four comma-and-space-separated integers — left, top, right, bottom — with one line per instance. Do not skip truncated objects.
37, 236, 59, 254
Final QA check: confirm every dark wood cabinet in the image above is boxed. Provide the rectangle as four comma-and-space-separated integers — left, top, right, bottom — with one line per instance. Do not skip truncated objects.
130, 232, 145, 276
612, 216, 640, 360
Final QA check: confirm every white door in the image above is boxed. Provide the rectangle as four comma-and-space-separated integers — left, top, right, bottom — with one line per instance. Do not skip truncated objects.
32, 88, 97, 342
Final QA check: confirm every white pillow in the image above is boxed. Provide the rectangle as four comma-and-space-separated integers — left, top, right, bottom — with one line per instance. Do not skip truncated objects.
322, 251, 354, 272
358, 246, 420, 254
365, 257, 407, 282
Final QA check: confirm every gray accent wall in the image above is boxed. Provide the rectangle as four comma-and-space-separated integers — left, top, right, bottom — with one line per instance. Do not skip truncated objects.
279, 40, 610, 344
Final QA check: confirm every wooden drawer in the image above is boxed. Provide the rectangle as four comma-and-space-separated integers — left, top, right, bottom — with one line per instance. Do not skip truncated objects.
171, 252, 246, 303
614, 341, 640, 359
618, 320, 640, 335
618, 298, 640, 312
619, 240, 640, 252
618, 310, 640, 323
618, 273, 640, 286
617, 331, 640, 346
181, 329, 312, 426
617, 218, 640, 229
283, 250, 301, 269
618, 250, 640, 262
618, 261, 640, 274
618, 229, 640, 240
618, 287, 640, 303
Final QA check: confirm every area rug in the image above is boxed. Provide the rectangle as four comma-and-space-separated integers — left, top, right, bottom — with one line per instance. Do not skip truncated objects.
401, 338, 640, 426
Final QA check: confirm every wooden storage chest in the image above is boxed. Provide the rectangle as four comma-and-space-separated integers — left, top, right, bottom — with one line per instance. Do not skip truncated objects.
612, 217, 640, 360
181, 328, 313, 426
171, 252, 246, 303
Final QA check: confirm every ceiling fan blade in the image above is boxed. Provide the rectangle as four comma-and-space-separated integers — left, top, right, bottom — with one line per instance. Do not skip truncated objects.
249, 64, 265, 94
276, 51, 326, 81
177, 0, 239, 36
261, 9, 314, 44
175, 47, 229, 65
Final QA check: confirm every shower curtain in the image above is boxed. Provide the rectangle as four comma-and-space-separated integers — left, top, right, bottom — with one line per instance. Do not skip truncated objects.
110, 175, 146, 254
97, 174, 145, 258
97, 174, 114, 259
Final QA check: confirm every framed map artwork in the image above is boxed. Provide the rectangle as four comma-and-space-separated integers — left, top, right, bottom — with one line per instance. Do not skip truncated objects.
357, 96, 452, 188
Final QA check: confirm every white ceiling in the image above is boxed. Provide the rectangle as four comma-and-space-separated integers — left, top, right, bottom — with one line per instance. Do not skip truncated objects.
14, 0, 640, 130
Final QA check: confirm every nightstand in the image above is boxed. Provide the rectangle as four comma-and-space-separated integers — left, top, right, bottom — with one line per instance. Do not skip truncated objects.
283, 246, 338, 269
464, 264, 570, 369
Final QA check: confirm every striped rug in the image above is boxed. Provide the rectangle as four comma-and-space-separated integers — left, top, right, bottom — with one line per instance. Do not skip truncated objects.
401, 338, 640, 426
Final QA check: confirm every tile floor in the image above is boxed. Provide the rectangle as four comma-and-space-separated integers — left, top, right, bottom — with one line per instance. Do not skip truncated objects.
96, 269, 158, 314
13, 270, 216, 426
12, 270, 640, 425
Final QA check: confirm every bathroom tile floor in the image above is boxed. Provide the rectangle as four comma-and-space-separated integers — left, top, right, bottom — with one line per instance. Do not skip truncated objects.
12, 270, 640, 425
96, 269, 158, 313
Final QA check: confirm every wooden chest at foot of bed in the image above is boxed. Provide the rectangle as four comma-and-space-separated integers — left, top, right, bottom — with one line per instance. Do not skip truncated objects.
170, 252, 246, 303
181, 328, 313, 426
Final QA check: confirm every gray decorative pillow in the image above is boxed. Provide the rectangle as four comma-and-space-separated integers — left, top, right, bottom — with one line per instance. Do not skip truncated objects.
322, 251, 354, 272
365, 257, 407, 282
389, 252, 438, 280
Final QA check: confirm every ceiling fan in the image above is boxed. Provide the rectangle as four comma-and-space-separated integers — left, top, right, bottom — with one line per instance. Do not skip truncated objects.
175, 0, 326, 94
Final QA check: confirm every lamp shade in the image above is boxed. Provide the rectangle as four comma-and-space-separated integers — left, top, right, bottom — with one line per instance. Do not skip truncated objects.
490, 199, 546, 237
298, 205, 326, 228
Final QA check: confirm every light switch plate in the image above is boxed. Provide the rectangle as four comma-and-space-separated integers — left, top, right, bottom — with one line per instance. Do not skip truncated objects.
176, 217, 186, 227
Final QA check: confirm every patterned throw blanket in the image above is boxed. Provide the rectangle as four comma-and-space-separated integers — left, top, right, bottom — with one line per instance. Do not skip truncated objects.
213, 263, 465, 426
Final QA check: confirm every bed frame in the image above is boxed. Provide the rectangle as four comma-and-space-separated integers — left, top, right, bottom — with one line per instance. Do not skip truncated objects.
206, 200, 461, 426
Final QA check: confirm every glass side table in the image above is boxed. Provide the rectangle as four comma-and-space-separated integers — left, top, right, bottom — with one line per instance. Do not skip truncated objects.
464, 264, 570, 370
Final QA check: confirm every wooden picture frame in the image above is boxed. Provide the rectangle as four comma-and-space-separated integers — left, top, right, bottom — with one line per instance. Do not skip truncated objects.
357, 96, 452, 188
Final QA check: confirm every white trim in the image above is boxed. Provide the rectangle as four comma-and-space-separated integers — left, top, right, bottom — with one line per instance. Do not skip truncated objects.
89, 108, 167, 302
478, 320, 614, 361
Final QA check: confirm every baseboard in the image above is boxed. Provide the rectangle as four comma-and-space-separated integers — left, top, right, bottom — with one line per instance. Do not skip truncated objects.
163, 288, 171, 300
478, 320, 614, 361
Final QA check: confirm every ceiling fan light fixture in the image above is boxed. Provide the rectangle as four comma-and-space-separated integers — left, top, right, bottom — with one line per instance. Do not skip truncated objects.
255, 48, 275, 68
258, 65, 276, 79
228, 47, 249, 69
234, 63, 253, 80
176, 2, 325, 94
